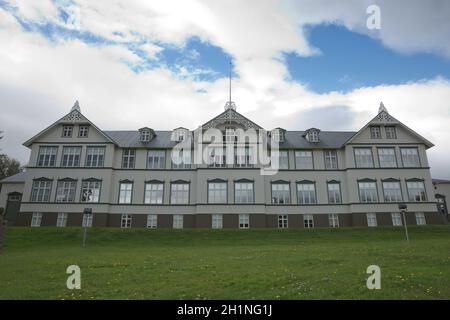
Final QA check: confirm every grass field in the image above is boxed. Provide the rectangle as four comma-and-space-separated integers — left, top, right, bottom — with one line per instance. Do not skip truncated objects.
0, 226, 449, 300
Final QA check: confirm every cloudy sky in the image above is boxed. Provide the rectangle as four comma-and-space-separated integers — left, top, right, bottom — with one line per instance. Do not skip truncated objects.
0, 0, 449, 178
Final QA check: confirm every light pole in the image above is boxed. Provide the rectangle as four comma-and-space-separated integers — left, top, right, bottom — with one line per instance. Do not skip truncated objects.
82, 208, 92, 247
398, 203, 409, 243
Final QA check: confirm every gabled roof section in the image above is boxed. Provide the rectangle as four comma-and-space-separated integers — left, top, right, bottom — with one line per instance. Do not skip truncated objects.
344, 102, 434, 149
23, 101, 116, 148
0, 171, 27, 184
202, 108, 263, 130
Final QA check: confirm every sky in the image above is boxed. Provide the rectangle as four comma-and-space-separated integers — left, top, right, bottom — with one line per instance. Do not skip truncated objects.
0, 0, 449, 178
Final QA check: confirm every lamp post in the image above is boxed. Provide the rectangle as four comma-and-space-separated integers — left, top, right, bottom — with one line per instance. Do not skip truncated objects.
82, 208, 92, 247
398, 203, 409, 243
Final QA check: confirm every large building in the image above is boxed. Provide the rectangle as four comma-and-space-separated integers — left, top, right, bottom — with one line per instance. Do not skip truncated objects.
0, 100, 447, 228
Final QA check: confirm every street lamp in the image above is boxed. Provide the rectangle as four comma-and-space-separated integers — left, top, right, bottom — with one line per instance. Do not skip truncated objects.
398, 203, 409, 243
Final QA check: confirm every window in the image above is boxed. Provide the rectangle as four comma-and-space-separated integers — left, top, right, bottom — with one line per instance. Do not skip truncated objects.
271, 183, 290, 204
366, 213, 377, 227
119, 182, 133, 204
78, 125, 89, 138
30, 180, 52, 202
324, 150, 338, 169
239, 214, 249, 229
383, 181, 402, 202
140, 129, 151, 142
212, 214, 223, 229
122, 149, 136, 169
147, 150, 166, 169
82, 213, 93, 227
56, 213, 68, 227
272, 129, 284, 143
401, 148, 420, 167
370, 126, 381, 139
295, 151, 313, 169
61, 146, 81, 167
147, 214, 157, 228
85, 146, 105, 167
208, 147, 226, 167
303, 214, 314, 228
329, 214, 339, 228
407, 181, 427, 202
172, 129, 186, 142
62, 125, 73, 137
327, 183, 341, 204
358, 181, 378, 203
173, 214, 183, 229
144, 183, 164, 204
121, 214, 132, 228
37, 146, 58, 167
171, 150, 191, 169
378, 148, 397, 168
277, 150, 289, 169
297, 183, 316, 204
55, 180, 77, 202
235, 147, 253, 167
308, 130, 319, 143
31, 212, 42, 227
391, 212, 402, 226
171, 183, 189, 204
235, 182, 254, 204
385, 126, 397, 139
81, 180, 101, 203
354, 148, 374, 168
415, 212, 426, 225
225, 127, 236, 143
278, 215, 288, 228
208, 182, 227, 204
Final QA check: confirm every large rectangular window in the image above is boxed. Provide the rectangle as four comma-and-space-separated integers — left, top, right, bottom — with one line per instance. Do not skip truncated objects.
382, 181, 402, 202
85, 146, 105, 167
122, 149, 136, 169
81, 180, 101, 203
324, 150, 338, 169
121, 214, 132, 228
295, 151, 313, 169
366, 213, 377, 227
119, 182, 133, 204
56, 212, 68, 227
407, 181, 427, 202
31, 212, 42, 227
208, 181, 227, 204
55, 180, 77, 203
171, 183, 189, 204
303, 214, 314, 228
378, 148, 397, 168
173, 214, 183, 229
212, 214, 223, 229
235, 182, 254, 204
297, 183, 316, 204
239, 214, 249, 229
30, 180, 52, 202
144, 182, 164, 204
147, 214, 157, 228
271, 183, 290, 204
225, 127, 236, 143
171, 150, 191, 169
278, 215, 288, 228
208, 147, 226, 167
401, 148, 420, 167
358, 181, 378, 203
61, 146, 81, 167
278, 150, 289, 169
147, 150, 166, 169
391, 212, 402, 226
235, 147, 253, 167
329, 214, 339, 228
327, 183, 341, 204
37, 146, 58, 167
354, 148, 374, 168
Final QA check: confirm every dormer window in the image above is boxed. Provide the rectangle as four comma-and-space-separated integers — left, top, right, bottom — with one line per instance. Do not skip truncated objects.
62, 125, 73, 138
271, 128, 285, 143
171, 128, 189, 142
139, 127, 155, 143
304, 128, 320, 143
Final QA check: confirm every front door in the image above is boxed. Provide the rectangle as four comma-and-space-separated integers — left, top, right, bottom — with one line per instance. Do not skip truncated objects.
5, 193, 22, 226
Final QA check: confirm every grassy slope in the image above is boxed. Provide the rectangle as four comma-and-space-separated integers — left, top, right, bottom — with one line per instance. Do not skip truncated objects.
0, 226, 449, 300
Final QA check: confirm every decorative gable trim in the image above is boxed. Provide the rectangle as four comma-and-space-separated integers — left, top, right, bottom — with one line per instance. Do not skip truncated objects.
202, 108, 262, 130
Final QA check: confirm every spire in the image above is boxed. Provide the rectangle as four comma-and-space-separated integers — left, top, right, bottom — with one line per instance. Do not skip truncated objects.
71, 100, 81, 112
378, 101, 387, 113
224, 60, 236, 111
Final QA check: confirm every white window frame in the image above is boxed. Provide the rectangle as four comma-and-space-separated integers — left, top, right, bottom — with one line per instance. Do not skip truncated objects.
171, 183, 190, 204
81, 180, 101, 203
378, 148, 397, 168
235, 182, 254, 204
366, 213, 377, 227
239, 214, 249, 229
303, 214, 314, 228
385, 126, 397, 139
271, 183, 290, 204
30, 180, 52, 202
62, 125, 73, 137
208, 182, 227, 204
295, 151, 313, 169
370, 126, 381, 139
278, 150, 289, 169
56, 213, 68, 227
85, 146, 105, 167
61, 146, 82, 167
173, 214, 184, 229
328, 214, 339, 228
208, 147, 226, 167
297, 183, 316, 204
324, 150, 338, 169
225, 127, 236, 143
278, 215, 288, 228
415, 212, 426, 225
78, 125, 89, 137
401, 148, 420, 167
383, 181, 402, 202
354, 148, 374, 168
358, 182, 378, 203
147, 150, 166, 169
37, 146, 58, 167
31, 212, 42, 227
119, 182, 133, 204
212, 214, 223, 229
391, 212, 402, 226
121, 214, 132, 228
122, 149, 136, 169
406, 181, 427, 202
146, 214, 157, 228
327, 183, 341, 204
55, 180, 77, 203
144, 183, 164, 204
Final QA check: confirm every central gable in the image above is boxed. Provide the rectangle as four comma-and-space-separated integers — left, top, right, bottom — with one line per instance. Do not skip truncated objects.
202, 108, 263, 130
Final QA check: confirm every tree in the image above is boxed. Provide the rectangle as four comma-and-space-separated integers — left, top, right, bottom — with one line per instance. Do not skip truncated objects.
0, 154, 21, 181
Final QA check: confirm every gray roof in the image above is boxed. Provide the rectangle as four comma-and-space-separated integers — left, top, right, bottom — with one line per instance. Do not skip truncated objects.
103, 130, 356, 149
0, 171, 27, 184
432, 179, 450, 184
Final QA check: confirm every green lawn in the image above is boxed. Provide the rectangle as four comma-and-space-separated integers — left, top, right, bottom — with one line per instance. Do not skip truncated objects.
0, 226, 449, 300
